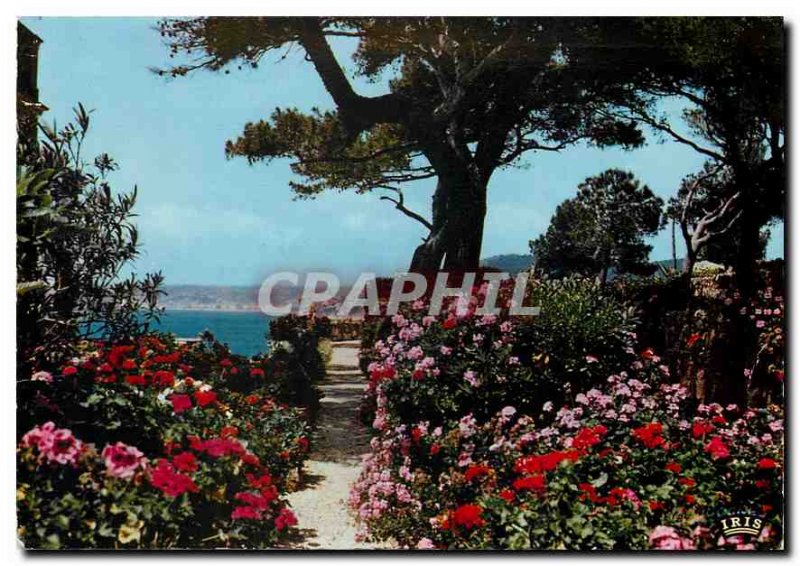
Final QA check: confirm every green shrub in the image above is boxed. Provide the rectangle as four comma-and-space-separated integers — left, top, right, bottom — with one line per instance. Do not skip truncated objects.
17, 106, 163, 375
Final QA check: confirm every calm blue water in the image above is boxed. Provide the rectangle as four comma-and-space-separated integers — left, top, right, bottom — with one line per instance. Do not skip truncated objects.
148, 310, 272, 357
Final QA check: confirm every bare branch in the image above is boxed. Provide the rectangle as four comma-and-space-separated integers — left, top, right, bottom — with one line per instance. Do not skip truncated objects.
378, 186, 433, 231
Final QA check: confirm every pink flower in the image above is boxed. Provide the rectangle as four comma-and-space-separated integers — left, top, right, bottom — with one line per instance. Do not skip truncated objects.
101, 442, 147, 479
463, 370, 480, 387
22, 422, 83, 466
649, 526, 696, 550
31, 371, 53, 383
416, 537, 436, 549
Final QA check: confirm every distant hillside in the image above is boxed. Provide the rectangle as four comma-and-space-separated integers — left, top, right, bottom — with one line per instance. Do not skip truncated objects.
480, 254, 534, 274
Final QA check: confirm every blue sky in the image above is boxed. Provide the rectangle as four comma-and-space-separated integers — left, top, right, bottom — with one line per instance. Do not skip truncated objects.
22, 17, 784, 286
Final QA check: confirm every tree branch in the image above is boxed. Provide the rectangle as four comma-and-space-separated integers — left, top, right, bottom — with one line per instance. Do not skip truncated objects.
378, 186, 433, 231
298, 18, 408, 135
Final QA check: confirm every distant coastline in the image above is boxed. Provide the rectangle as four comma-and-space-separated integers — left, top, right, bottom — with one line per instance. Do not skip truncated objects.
162, 306, 263, 313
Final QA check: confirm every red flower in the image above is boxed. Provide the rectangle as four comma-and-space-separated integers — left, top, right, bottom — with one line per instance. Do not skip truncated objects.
194, 390, 218, 407
686, 333, 702, 348
220, 358, 233, 368
170, 394, 193, 414
514, 450, 579, 474
187, 435, 204, 451
665, 461, 682, 473
275, 508, 298, 531
125, 374, 147, 386
429, 444, 441, 456
218, 426, 237, 438
757, 458, 779, 470
631, 423, 665, 449
684, 494, 696, 505
149, 459, 198, 497
499, 489, 515, 503
755, 479, 771, 489
513, 474, 546, 492
231, 506, 262, 520
464, 464, 492, 482
247, 472, 274, 491
692, 421, 714, 439
250, 367, 265, 378
641, 348, 655, 360
711, 415, 727, 425
703, 436, 730, 461
296, 437, 310, 452
62, 366, 78, 377
774, 370, 784, 382
121, 359, 138, 371
451, 504, 484, 530
411, 369, 425, 380
678, 477, 696, 487
442, 317, 457, 330
230, 367, 239, 375
235, 491, 272, 511
199, 437, 244, 458
579, 483, 604, 504
648, 500, 665, 511
410, 427, 423, 444
172, 452, 198, 473
153, 370, 175, 387
370, 366, 396, 381
108, 345, 135, 367
572, 425, 607, 452
245, 394, 260, 405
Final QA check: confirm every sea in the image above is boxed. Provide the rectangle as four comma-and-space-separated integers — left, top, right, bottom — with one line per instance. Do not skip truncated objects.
148, 310, 273, 357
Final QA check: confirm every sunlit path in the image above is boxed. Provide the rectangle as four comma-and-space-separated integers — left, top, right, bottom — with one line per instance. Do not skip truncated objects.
281, 341, 382, 550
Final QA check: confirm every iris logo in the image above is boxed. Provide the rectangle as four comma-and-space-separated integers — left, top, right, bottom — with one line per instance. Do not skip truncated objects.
719, 515, 763, 537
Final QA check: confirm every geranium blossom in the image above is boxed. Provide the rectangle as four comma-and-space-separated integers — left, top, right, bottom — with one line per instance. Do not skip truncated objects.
649, 526, 695, 550
22, 422, 83, 466
149, 459, 198, 497
101, 442, 147, 479
275, 508, 298, 531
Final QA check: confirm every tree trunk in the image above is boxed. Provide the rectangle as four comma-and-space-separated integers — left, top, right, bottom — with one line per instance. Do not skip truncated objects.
409, 178, 448, 272
409, 155, 488, 272
733, 205, 762, 300
442, 172, 487, 270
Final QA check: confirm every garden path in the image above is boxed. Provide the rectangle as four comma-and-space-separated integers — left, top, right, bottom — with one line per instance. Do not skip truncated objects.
281, 340, 382, 550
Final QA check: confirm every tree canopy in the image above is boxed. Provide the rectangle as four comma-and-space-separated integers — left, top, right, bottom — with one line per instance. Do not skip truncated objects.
532, 169, 663, 283
612, 17, 784, 292
156, 17, 650, 270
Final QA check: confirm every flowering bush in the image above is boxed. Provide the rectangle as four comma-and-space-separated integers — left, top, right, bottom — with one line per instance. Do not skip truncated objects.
350, 285, 784, 550
17, 335, 309, 549
360, 278, 635, 430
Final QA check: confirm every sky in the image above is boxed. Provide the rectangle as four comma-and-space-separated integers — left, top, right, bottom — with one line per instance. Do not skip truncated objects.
22, 17, 784, 286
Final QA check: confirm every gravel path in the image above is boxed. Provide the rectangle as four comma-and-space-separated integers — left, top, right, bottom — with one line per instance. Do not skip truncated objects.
281, 341, 383, 550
